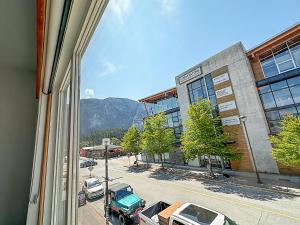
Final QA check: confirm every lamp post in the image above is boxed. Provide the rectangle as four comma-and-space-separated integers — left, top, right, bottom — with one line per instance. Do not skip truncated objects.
102, 138, 110, 225
239, 116, 262, 184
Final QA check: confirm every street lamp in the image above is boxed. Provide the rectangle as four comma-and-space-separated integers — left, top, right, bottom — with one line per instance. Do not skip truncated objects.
239, 116, 262, 184
102, 138, 110, 225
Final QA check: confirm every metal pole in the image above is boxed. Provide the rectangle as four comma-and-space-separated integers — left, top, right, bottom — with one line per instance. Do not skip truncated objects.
105, 143, 109, 225
242, 120, 262, 184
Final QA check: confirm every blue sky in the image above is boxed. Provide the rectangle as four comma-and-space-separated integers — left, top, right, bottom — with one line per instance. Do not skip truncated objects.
80, 0, 300, 100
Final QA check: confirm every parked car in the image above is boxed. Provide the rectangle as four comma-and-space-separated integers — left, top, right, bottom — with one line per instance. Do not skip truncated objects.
82, 178, 104, 200
139, 201, 236, 225
78, 191, 86, 207
80, 159, 97, 168
108, 183, 145, 225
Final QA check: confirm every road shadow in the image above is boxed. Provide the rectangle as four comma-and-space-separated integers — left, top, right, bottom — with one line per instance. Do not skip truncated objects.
126, 164, 152, 174
148, 167, 298, 201
86, 196, 104, 203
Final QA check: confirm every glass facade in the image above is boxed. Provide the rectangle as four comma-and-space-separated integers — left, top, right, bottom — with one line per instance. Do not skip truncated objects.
187, 74, 217, 107
258, 75, 300, 133
143, 96, 183, 143
145, 96, 179, 115
260, 42, 300, 78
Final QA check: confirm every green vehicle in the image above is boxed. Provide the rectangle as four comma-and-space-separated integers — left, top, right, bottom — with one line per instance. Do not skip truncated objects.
108, 183, 146, 225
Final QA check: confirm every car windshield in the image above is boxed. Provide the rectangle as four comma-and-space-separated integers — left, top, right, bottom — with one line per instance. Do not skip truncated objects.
88, 180, 101, 189
116, 187, 131, 200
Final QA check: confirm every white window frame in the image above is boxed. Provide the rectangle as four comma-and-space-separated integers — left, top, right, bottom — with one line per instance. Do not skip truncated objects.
260, 42, 300, 78
26, 1, 109, 225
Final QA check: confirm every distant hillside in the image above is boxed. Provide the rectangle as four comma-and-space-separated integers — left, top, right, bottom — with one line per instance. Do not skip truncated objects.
80, 97, 146, 137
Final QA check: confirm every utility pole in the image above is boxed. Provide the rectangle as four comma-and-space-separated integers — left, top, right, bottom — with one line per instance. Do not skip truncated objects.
103, 138, 110, 225
239, 116, 262, 184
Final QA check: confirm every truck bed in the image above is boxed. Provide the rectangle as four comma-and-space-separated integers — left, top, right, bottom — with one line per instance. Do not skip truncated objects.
139, 201, 170, 225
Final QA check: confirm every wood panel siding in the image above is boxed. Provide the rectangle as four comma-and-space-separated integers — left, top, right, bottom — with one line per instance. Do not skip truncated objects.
211, 69, 253, 172
224, 125, 253, 171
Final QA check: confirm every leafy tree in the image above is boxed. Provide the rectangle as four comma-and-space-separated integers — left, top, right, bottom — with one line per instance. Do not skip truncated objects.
270, 114, 300, 166
181, 100, 240, 177
141, 113, 175, 169
111, 137, 121, 146
122, 125, 142, 166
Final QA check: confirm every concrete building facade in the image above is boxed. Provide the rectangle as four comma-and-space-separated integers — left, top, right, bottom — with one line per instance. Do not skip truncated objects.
140, 23, 300, 175
175, 43, 279, 174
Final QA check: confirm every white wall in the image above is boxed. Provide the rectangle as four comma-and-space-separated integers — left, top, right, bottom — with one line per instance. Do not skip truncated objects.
0, 67, 38, 225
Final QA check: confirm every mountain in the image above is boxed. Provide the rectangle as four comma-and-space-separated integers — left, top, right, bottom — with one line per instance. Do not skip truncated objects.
80, 97, 146, 137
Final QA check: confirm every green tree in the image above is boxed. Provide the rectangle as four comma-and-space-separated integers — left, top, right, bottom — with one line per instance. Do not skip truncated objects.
122, 125, 142, 166
141, 113, 175, 169
181, 100, 240, 177
270, 114, 300, 166
111, 137, 121, 146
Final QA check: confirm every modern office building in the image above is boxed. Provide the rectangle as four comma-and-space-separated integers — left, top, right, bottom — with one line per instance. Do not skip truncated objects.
140, 23, 300, 175
175, 42, 279, 174
247, 23, 300, 174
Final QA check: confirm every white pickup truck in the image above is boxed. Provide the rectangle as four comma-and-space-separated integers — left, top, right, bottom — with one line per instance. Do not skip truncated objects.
139, 201, 236, 225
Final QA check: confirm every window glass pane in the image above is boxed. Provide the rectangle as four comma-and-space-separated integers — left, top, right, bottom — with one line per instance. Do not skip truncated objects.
287, 76, 300, 86
277, 60, 295, 72
205, 75, 213, 88
270, 80, 288, 91
272, 89, 294, 107
258, 85, 271, 94
191, 80, 201, 89
261, 56, 279, 78
260, 93, 276, 109
279, 107, 298, 118
290, 85, 300, 103
58, 85, 70, 225
269, 120, 281, 134
274, 48, 292, 63
290, 44, 300, 67
195, 88, 203, 97
209, 95, 217, 106
297, 106, 300, 114
207, 88, 215, 96
266, 110, 280, 120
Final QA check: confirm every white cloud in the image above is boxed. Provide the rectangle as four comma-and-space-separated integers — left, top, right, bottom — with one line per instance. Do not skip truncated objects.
85, 89, 95, 98
159, 0, 178, 18
100, 61, 118, 77
109, 0, 131, 25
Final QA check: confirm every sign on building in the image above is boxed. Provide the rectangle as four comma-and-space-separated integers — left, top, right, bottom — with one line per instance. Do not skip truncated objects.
221, 115, 240, 126
213, 73, 229, 85
218, 100, 236, 112
179, 66, 202, 84
215, 86, 233, 98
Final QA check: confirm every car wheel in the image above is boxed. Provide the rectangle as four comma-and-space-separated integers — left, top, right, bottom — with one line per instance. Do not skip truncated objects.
119, 214, 126, 225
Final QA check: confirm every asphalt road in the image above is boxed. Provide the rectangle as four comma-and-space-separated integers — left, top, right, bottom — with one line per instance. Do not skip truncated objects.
78, 156, 300, 225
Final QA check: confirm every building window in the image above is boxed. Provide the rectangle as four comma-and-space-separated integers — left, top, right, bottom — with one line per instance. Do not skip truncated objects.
187, 74, 216, 106
260, 42, 300, 78
258, 75, 300, 134
145, 96, 179, 115
290, 43, 300, 67
261, 56, 279, 78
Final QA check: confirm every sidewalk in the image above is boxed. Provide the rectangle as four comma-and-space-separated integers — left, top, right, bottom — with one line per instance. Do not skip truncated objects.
136, 161, 300, 197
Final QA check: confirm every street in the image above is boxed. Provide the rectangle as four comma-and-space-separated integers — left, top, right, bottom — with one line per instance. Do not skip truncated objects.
78, 156, 300, 225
